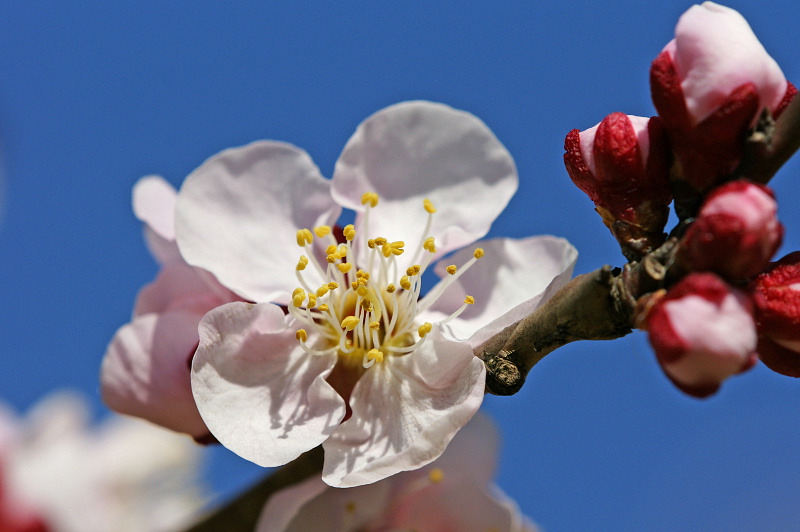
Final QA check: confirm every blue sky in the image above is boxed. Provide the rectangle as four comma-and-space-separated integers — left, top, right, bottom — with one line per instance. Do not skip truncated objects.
1, 2, 798, 530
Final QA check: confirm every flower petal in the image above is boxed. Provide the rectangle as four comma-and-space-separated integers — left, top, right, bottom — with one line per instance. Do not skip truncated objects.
133, 175, 182, 265
255, 476, 392, 532
421, 236, 577, 347
321, 327, 485, 487
192, 302, 346, 467
101, 311, 209, 438
332, 101, 517, 269
175, 141, 341, 304
133, 262, 237, 318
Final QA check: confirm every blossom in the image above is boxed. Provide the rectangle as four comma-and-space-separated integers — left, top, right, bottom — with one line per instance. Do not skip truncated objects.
650, 2, 796, 192
180, 101, 577, 487
679, 180, 783, 281
644, 273, 758, 397
564, 112, 671, 259
256, 413, 538, 532
751, 251, 800, 377
101, 175, 240, 441
0, 391, 206, 532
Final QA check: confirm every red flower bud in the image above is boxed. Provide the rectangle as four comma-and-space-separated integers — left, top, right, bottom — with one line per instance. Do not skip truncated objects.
751, 251, 800, 377
564, 113, 671, 260
646, 272, 757, 397
650, 2, 794, 193
680, 180, 783, 281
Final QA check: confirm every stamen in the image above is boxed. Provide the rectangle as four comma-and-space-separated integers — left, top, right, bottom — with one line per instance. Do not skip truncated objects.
361, 192, 379, 207
296, 329, 307, 342
338, 263, 353, 273
343, 224, 356, 241
445, 265, 457, 275
341, 316, 360, 331
418, 322, 432, 337
314, 225, 331, 238
318, 303, 329, 312
439, 295, 475, 324
423, 236, 436, 253
474, 248, 485, 259
296, 228, 313, 247
382, 240, 404, 257
292, 288, 306, 307
386, 284, 396, 293
427, 468, 444, 483
400, 275, 411, 290
296, 255, 309, 271
423, 198, 437, 214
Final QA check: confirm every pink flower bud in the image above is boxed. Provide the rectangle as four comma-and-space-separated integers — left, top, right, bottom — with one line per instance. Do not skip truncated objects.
752, 251, 800, 377
680, 180, 783, 280
650, 2, 795, 192
564, 112, 671, 259
646, 272, 757, 397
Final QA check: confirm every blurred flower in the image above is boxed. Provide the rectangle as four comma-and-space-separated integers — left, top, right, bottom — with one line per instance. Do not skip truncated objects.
752, 251, 800, 377
180, 101, 577, 487
650, 1, 796, 194
644, 273, 758, 397
101, 175, 240, 441
256, 413, 538, 532
680, 180, 783, 280
564, 112, 672, 259
0, 392, 206, 532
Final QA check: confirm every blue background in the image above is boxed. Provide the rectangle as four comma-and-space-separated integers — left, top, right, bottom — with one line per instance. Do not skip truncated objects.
1, 1, 798, 530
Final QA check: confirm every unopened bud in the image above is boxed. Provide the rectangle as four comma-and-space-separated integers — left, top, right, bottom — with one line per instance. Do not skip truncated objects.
645, 272, 757, 397
751, 251, 800, 377
650, 2, 796, 195
564, 112, 671, 260
680, 180, 783, 280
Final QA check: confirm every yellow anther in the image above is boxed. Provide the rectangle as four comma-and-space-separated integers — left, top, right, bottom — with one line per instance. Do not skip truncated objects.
292, 289, 307, 307
400, 275, 411, 290
427, 467, 444, 483
361, 192, 379, 208
362, 302, 374, 312
418, 322, 432, 337
307, 294, 317, 308
326, 255, 337, 264
446, 265, 457, 275
292, 287, 305, 298
326, 244, 337, 255
343, 224, 356, 241
314, 225, 331, 238
296, 228, 313, 247
464, 295, 475, 305
386, 284, 396, 293
374, 237, 387, 246
356, 285, 368, 298
351, 281, 359, 290
337, 263, 353, 273
369, 321, 381, 330
341, 316, 360, 331
423, 198, 437, 214
382, 241, 405, 257
328, 282, 339, 290
473, 248, 485, 259
336, 244, 348, 259
406, 265, 421, 276
366, 348, 384, 363
423, 236, 436, 253
356, 269, 370, 280
296, 255, 309, 271
316, 285, 329, 297
295, 329, 308, 343
367, 239, 376, 249
318, 304, 329, 312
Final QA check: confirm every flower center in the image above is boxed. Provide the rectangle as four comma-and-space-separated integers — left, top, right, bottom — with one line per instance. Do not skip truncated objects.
290, 193, 483, 369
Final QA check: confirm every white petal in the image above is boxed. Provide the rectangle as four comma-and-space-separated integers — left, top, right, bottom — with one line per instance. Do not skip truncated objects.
191, 302, 346, 467
133, 175, 183, 265
255, 475, 391, 532
332, 101, 517, 269
321, 328, 485, 487
175, 141, 341, 304
101, 312, 209, 438
421, 236, 577, 346
133, 262, 236, 318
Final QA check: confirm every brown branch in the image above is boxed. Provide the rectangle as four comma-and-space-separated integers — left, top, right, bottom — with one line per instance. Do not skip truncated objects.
185, 447, 323, 532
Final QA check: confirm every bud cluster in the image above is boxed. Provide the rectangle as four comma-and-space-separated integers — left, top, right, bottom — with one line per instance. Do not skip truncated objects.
564, 2, 799, 397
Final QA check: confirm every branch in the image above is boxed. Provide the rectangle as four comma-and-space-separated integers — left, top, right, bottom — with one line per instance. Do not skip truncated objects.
185, 447, 323, 532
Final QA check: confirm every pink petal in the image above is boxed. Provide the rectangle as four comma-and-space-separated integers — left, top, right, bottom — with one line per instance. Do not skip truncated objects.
101, 311, 209, 438
175, 141, 341, 304
321, 328, 485, 487
421, 236, 577, 347
191, 302, 346, 467
134, 262, 237, 318
671, 2, 786, 124
133, 175, 182, 265
332, 101, 517, 270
